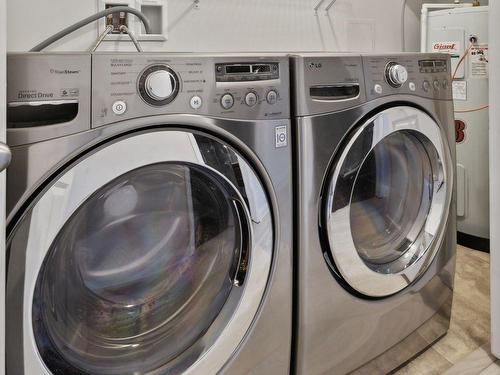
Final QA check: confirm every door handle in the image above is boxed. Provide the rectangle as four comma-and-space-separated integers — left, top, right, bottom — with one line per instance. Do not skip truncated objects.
0, 142, 12, 172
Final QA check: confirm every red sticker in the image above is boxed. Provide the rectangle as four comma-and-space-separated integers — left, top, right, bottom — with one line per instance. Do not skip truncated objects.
455, 120, 466, 143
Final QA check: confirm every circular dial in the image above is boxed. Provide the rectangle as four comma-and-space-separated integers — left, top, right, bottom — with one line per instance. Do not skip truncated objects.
385, 63, 408, 87
138, 65, 180, 106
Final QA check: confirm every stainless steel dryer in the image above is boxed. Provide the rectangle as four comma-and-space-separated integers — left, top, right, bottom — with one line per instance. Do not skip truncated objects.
291, 53, 456, 374
6, 52, 292, 375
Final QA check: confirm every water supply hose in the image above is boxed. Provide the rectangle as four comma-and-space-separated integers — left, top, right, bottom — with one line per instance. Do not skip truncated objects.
30, 6, 152, 52
119, 25, 143, 52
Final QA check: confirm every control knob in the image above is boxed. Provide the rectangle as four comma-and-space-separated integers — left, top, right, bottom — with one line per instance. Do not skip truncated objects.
138, 65, 180, 106
385, 62, 408, 88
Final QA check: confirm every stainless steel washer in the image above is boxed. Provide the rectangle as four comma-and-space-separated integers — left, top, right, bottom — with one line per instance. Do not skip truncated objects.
291, 53, 456, 374
6, 53, 292, 375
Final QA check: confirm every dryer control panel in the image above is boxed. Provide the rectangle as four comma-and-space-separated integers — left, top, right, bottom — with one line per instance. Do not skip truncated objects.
291, 53, 453, 117
92, 54, 290, 127
363, 54, 453, 101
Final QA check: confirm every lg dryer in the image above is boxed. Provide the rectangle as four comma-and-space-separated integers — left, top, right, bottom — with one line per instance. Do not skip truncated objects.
291, 53, 456, 374
6, 52, 292, 375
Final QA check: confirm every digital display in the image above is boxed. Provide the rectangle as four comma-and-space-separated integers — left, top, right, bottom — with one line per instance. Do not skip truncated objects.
215, 63, 280, 82
226, 65, 251, 74
252, 64, 271, 73
418, 59, 447, 73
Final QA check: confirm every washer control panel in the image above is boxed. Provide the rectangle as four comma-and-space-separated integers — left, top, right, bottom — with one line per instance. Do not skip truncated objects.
92, 54, 289, 127
363, 54, 452, 101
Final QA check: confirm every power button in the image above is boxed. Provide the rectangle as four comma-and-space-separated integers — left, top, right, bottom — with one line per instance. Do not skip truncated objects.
112, 100, 127, 115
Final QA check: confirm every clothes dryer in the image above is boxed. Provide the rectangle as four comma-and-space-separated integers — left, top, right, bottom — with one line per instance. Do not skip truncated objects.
291, 53, 456, 374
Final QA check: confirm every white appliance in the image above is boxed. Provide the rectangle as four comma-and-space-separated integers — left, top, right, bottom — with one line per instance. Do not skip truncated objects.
425, 6, 490, 250
490, 0, 500, 359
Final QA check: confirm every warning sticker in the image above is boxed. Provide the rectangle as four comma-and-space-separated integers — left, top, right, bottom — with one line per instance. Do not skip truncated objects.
470, 45, 489, 77
452, 81, 467, 101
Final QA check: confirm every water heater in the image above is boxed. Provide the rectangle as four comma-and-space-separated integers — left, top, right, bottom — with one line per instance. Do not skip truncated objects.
425, 5, 489, 251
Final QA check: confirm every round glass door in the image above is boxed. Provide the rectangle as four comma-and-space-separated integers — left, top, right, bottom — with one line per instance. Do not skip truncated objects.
6, 130, 273, 375
33, 162, 245, 374
323, 106, 452, 298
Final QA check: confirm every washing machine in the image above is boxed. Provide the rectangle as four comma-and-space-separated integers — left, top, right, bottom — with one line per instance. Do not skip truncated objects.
5, 52, 292, 375
291, 53, 456, 374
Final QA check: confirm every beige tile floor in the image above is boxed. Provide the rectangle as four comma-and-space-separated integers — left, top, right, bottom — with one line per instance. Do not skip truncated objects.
396, 245, 492, 375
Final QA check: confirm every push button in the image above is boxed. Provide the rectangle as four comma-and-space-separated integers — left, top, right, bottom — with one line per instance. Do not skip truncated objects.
409, 82, 416, 92
112, 100, 127, 115
374, 84, 383, 94
221, 94, 234, 110
266, 90, 278, 104
422, 80, 431, 92
433, 80, 440, 91
190, 96, 203, 110
245, 92, 258, 107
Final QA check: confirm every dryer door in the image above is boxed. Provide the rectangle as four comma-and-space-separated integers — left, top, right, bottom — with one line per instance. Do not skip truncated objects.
7, 129, 273, 375
323, 106, 453, 298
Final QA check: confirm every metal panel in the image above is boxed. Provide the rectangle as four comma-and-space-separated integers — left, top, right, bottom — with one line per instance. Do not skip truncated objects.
290, 53, 366, 117
7, 129, 273, 375
6, 53, 92, 147
293, 81, 456, 374
6, 114, 292, 375
6, 53, 292, 375
362, 53, 453, 101
290, 53, 453, 119
91, 53, 290, 126
457, 163, 467, 217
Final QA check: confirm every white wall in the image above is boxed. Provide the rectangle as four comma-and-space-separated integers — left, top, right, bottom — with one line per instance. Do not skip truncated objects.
6, 0, 457, 53
490, 0, 500, 360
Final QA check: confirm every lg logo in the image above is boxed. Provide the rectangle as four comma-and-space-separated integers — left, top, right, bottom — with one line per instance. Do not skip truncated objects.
308, 62, 323, 69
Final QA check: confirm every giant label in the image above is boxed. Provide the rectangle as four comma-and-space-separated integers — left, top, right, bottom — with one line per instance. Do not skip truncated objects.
432, 41, 460, 55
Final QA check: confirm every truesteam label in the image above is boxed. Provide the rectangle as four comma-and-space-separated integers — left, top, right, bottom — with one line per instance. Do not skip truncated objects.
275, 125, 288, 148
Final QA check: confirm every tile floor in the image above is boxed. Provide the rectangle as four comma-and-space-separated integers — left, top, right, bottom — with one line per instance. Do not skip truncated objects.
396, 245, 492, 374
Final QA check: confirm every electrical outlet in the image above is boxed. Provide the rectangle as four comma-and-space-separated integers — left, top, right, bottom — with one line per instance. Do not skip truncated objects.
98, 0, 167, 41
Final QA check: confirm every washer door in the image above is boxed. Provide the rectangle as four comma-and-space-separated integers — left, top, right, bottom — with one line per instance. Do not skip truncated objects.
323, 106, 452, 298
7, 130, 273, 375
